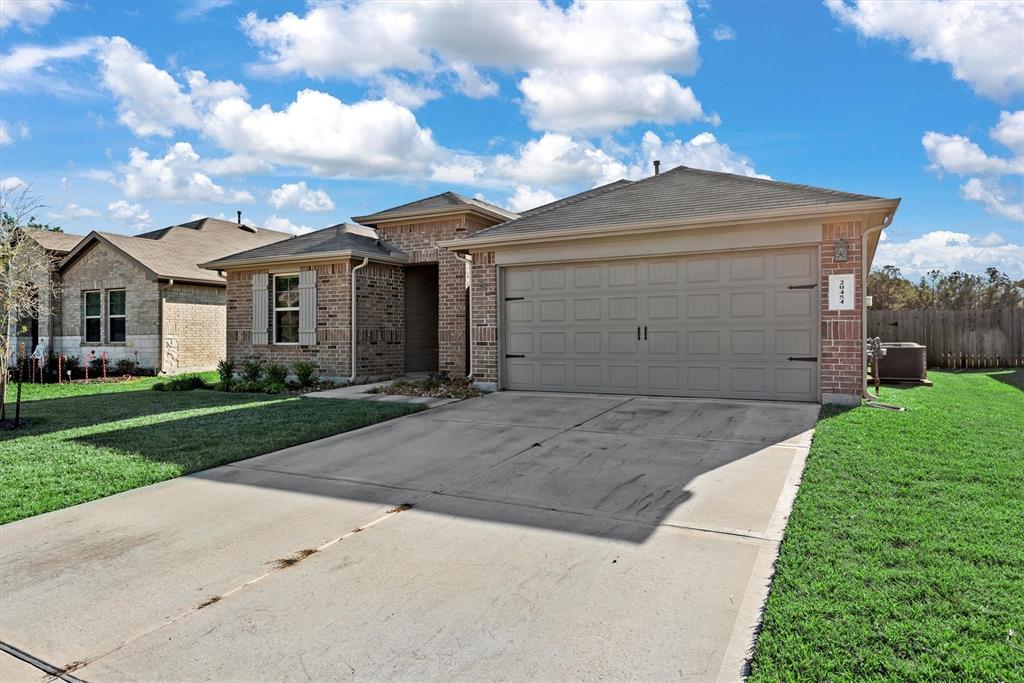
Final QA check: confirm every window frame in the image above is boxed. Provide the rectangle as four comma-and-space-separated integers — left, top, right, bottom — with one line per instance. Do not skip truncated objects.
84, 290, 102, 344
107, 289, 126, 344
272, 273, 301, 345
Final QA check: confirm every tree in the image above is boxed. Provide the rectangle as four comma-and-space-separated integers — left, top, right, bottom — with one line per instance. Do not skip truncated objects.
1, 183, 59, 427
869, 265, 1023, 311
868, 265, 917, 310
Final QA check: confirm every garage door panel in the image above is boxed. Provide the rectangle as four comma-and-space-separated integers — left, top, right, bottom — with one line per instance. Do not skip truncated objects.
775, 290, 815, 317
503, 248, 818, 401
729, 255, 766, 281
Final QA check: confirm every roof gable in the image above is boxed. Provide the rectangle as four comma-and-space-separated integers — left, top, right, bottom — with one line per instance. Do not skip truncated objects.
353, 191, 517, 226
202, 223, 407, 269
23, 228, 87, 254
470, 166, 892, 240
59, 217, 292, 285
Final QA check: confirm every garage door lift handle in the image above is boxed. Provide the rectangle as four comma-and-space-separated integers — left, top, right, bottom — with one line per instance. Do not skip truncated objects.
788, 356, 818, 362
504, 296, 525, 301
787, 284, 818, 290
505, 354, 525, 358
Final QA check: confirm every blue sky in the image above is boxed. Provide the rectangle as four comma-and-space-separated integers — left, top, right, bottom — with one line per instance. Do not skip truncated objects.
1, 0, 1022, 277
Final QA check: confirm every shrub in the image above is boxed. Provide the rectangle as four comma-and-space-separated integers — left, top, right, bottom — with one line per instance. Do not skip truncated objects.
62, 355, 81, 379
230, 380, 264, 393
265, 363, 288, 385
88, 355, 106, 376
115, 358, 137, 376
217, 358, 236, 384
292, 361, 317, 387
262, 381, 286, 394
242, 359, 263, 383
160, 374, 207, 391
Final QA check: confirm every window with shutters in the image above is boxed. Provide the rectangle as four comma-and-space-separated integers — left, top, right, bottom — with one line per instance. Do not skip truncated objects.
274, 274, 300, 344
84, 291, 101, 343
108, 290, 126, 343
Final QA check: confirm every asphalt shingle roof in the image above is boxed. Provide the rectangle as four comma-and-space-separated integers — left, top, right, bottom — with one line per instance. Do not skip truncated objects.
24, 228, 86, 254
65, 217, 291, 284
471, 166, 887, 239
354, 191, 517, 224
205, 223, 405, 267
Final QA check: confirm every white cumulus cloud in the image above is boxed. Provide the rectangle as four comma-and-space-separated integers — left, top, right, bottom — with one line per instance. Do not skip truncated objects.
875, 230, 1024, 279
263, 215, 316, 235
922, 110, 1024, 222
242, 0, 705, 133
118, 142, 255, 203
633, 131, 768, 179
204, 89, 441, 177
826, 0, 1024, 101
504, 186, 557, 213
0, 0, 67, 30
0, 121, 11, 145
520, 69, 710, 133
48, 202, 100, 221
107, 200, 153, 231
269, 182, 335, 212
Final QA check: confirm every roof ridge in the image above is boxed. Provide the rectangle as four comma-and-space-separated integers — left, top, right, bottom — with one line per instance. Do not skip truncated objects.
666, 165, 878, 199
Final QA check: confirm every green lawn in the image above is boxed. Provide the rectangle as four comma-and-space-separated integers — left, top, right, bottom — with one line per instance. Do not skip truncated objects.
0, 376, 421, 524
749, 369, 1024, 681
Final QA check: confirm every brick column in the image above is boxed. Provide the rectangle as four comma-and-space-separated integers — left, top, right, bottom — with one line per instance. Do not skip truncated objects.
470, 251, 498, 389
820, 221, 865, 404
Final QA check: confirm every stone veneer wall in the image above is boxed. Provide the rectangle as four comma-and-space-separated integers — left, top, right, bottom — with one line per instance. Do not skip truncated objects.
162, 283, 226, 373
820, 220, 865, 403
55, 241, 162, 371
469, 251, 499, 387
376, 216, 492, 376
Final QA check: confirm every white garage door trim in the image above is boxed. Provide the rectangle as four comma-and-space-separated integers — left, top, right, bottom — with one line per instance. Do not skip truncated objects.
499, 247, 820, 402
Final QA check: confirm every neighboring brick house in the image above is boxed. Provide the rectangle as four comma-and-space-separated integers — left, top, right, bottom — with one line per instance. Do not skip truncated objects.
55, 217, 290, 374
203, 194, 515, 381
210, 169, 898, 405
8, 229, 86, 362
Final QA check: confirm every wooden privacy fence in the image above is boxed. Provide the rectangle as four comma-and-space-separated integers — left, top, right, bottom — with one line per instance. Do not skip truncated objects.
867, 308, 1024, 368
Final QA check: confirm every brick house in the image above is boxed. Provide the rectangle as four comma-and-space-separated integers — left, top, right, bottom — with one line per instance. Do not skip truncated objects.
55, 217, 290, 374
203, 195, 515, 381
9, 229, 86, 362
210, 169, 899, 405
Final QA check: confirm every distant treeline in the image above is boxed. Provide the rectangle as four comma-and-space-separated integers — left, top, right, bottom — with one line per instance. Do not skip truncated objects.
868, 266, 1023, 310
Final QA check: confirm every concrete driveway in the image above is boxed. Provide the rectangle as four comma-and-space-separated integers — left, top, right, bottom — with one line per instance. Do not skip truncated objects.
0, 392, 818, 682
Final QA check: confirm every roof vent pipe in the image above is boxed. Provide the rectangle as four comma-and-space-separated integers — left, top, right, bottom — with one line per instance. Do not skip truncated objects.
653, 160, 661, 175
237, 210, 242, 226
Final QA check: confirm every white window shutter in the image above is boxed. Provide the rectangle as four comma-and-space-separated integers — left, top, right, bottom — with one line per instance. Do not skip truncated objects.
298, 270, 317, 346
252, 273, 269, 345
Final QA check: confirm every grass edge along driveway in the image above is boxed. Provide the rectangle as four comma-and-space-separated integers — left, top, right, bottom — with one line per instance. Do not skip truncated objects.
749, 369, 1024, 681
0, 375, 421, 524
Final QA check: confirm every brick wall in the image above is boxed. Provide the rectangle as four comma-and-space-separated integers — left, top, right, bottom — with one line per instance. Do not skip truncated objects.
162, 283, 226, 373
56, 241, 162, 371
469, 251, 498, 386
377, 215, 492, 375
820, 221, 865, 403
356, 262, 404, 377
226, 262, 353, 379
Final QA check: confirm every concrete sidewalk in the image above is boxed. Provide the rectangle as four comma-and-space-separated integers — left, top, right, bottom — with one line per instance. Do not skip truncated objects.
0, 392, 817, 681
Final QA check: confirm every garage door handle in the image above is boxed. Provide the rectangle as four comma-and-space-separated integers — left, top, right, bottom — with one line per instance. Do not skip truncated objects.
644, 325, 648, 340
505, 354, 525, 358
787, 283, 818, 290
504, 296, 525, 301
637, 326, 641, 340
788, 356, 818, 362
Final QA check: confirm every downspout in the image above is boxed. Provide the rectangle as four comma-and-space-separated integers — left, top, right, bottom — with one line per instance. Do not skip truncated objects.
453, 252, 474, 381
349, 258, 369, 384
158, 279, 174, 374
860, 213, 892, 399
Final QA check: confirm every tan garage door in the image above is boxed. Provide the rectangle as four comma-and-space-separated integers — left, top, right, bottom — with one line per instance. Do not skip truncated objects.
502, 247, 819, 401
